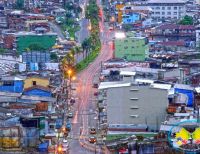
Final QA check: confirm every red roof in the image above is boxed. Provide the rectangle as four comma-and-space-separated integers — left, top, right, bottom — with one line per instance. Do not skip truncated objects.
157, 41, 185, 46
158, 24, 195, 30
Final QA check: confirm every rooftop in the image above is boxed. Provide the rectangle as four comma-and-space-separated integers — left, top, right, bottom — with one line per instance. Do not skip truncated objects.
148, 0, 185, 4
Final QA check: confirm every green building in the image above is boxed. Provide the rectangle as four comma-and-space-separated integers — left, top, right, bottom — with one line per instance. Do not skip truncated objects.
15, 32, 57, 52
114, 32, 149, 61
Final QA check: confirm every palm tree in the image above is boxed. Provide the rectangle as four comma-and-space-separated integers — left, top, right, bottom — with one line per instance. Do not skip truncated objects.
82, 38, 91, 59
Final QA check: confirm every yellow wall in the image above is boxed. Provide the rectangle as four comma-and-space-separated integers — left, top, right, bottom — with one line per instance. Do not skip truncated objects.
116, 4, 124, 23
24, 77, 49, 89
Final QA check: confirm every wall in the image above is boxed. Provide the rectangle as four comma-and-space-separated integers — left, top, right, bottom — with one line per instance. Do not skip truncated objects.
0, 80, 23, 93
122, 13, 140, 24
24, 77, 49, 89
23, 88, 51, 97
106, 85, 168, 131
16, 34, 57, 52
114, 37, 149, 61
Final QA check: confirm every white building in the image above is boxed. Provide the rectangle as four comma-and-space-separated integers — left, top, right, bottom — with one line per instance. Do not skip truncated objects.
147, 0, 186, 20
196, 25, 200, 47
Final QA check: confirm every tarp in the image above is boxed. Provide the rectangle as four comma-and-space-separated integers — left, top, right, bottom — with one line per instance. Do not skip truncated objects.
174, 88, 194, 106
38, 142, 48, 152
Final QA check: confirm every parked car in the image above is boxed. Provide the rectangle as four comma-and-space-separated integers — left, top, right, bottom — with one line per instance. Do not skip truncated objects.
68, 112, 73, 118
89, 127, 96, 134
89, 136, 96, 144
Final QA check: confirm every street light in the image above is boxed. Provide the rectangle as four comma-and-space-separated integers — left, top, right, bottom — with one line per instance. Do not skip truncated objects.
67, 69, 72, 77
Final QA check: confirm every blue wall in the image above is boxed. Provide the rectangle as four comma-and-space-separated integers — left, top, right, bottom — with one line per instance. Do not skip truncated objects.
174, 88, 194, 107
0, 81, 23, 93
122, 13, 140, 24
23, 88, 51, 97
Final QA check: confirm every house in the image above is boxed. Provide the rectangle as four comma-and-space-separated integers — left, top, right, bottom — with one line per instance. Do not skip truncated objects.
147, 0, 186, 20
150, 23, 196, 41
196, 25, 200, 47
114, 31, 149, 61
51, 8, 66, 17
23, 85, 52, 97
24, 76, 50, 89
7, 10, 26, 31
0, 76, 24, 93
98, 81, 170, 131
0, 11, 7, 29
122, 13, 140, 24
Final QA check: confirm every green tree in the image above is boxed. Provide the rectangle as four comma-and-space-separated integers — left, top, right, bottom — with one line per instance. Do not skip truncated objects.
0, 48, 6, 54
28, 43, 45, 51
50, 53, 58, 61
15, 0, 24, 9
179, 15, 193, 25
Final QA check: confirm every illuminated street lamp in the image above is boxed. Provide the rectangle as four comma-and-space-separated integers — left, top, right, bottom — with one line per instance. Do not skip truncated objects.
67, 69, 72, 77
72, 76, 76, 81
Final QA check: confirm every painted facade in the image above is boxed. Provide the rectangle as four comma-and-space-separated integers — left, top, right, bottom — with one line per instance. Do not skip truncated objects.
24, 77, 49, 89
114, 32, 149, 61
122, 13, 140, 24
0, 77, 24, 93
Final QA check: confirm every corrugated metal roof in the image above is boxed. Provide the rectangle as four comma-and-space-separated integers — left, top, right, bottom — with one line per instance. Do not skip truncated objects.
150, 83, 172, 90
98, 82, 131, 90
120, 71, 136, 76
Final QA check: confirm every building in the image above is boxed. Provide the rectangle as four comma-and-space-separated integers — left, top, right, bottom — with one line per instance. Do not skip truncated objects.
0, 76, 24, 93
0, 11, 8, 29
98, 82, 170, 131
14, 31, 57, 52
7, 10, 26, 31
147, 0, 186, 20
196, 25, 200, 47
122, 13, 140, 24
114, 32, 149, 61
24, 76, 50, 89
150, 23, 196, 41
22, 51, 50, 63
122, 5, 152, 17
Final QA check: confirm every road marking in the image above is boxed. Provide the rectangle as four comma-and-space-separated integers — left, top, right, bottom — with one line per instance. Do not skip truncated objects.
72, 111, 78, 124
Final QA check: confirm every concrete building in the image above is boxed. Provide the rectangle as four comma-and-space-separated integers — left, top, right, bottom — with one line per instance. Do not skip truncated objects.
147, 0, 186, 20
99, 82, 170, 131
196, 25, 200, 47
122, 13, 140, 24
114, 32, 149, 61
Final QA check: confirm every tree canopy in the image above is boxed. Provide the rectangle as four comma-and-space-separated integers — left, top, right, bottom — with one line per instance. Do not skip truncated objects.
179, 15, 193, 25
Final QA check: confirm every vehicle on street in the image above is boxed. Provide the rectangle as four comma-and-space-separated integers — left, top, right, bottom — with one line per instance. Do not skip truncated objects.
68, 112, 73, 118
89, 136, 97, 143
89, 127, 96, 134
66, 122, 71, 131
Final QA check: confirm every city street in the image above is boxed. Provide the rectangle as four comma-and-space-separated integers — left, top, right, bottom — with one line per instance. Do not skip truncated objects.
69, 1, 114, 153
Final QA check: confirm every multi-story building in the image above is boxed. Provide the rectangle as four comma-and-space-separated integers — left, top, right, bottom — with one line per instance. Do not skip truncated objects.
98, 81, 170, 131
196, 25, 200, 47
0, 11, 8, 29
147, 0, 186, 20
114, 32, 149, 61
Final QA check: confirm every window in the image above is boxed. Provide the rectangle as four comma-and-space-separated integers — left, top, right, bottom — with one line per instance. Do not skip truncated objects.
130, 106, 139, 109
162, 12, 165, 15
130, 115, 139, 118
124, 40, 128, 43
132, 46, 135, 48
32, 81, 37, 86
155, 6, 160, 9
124, 46, 128, 49
174, 12, 177, 15
155, 12, 160, 15
167, 12, 171, 15
130, 98, 139, 100
174, 6, 177, 10
167, 7, 171, 10
162, 7, 165, 10
3, 81, 14, 86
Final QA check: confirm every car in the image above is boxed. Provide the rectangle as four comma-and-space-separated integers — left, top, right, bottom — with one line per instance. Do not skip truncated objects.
89, 136, 96, 144
68, 112, 73, 118
89, 127, 96, 134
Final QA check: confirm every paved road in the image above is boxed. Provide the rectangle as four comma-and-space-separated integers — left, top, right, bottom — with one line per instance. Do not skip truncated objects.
49, 21, 65, 40
76, 18, 90, 44
69, 0, 114, 153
